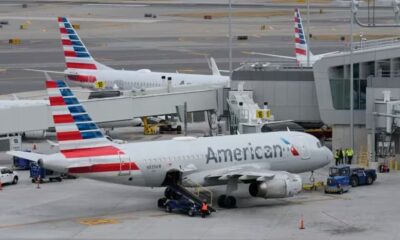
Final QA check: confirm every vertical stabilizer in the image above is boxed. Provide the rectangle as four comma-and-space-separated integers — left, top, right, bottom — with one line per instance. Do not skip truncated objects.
46, 79, 122, 157
294, 9, 313, 64
58, 17, 112, 72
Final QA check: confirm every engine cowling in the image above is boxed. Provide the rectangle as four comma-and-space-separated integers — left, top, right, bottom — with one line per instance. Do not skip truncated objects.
249, 173, 302, 198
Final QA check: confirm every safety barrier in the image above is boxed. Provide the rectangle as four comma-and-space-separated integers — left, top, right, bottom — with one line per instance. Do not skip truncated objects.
388, 158, 398, 171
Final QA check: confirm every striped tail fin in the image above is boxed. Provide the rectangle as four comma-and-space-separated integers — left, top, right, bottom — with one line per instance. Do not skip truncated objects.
46, 79, 123, 158
58, 17, 112, 72
294, 8, 313, 62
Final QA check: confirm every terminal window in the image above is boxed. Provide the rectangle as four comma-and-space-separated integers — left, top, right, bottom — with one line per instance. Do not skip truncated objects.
330, 64, 366, 110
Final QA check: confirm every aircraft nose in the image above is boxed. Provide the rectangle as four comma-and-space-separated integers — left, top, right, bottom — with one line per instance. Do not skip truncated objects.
322, 146, 333, 165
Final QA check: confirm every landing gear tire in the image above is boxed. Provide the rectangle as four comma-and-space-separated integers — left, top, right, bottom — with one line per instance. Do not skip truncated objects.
158, 197, 167, 208
217, 195, 226, 208
225, 196, 237, 208
217, 195, 236, 208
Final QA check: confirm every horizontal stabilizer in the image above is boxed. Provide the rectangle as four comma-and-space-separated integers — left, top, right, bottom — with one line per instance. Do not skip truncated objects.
23, 69, 65, 75
6, 151, 44, 162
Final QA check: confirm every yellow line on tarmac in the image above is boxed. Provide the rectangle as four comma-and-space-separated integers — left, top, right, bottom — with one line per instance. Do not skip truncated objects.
78, 218, 119, 226
177, 69, 195, 72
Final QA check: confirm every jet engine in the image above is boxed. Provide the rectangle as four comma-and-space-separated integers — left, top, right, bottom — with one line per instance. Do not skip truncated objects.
248, 173, 302, 198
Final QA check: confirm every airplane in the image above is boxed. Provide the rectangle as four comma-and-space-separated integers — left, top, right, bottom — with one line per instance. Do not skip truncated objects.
243, 8, 339, 67
7, 79, 332, 208
56, 17, 230, 90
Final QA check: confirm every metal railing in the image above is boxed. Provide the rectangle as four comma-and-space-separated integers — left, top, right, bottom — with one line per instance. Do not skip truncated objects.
184, 179, 213, 207
353, 37, 400, 51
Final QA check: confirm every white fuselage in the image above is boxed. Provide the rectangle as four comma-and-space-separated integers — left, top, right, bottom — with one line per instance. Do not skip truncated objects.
43, 132, 331, 188
65, 69, 230, 90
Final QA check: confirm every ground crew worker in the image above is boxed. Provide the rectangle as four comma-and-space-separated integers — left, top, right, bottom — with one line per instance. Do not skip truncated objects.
334, 150, 339, 166
346, 148, 354, 165
201, 200, 209, 218
342, 148, 346, 164
338, 148, 344, 165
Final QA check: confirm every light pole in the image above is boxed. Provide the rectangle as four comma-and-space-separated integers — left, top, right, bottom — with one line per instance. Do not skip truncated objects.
228, 0, 233, 78
350, 0, 356, 152
307, 0, 310, 67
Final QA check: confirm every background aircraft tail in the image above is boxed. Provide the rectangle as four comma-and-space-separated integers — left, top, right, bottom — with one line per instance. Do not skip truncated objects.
58, 17, 112, 72
46, 79, 123, 158
294, 8, 313, 63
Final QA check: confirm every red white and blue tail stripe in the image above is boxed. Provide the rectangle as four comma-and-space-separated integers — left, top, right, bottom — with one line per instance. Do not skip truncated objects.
58, 17, 111, 85
46, 79, 122, 158
294, 8, 313, 61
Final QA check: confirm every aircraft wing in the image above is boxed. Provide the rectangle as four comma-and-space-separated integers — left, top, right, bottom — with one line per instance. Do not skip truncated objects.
205, 165, 276, 182
242, 51, 297, 60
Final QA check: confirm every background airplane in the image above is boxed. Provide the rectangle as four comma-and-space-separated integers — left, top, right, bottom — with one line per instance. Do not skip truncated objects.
7, 79, 332, 209
243, 8, 339, 67
57, 17, 229, 90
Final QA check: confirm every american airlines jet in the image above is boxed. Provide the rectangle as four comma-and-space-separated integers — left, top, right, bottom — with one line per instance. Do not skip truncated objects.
8, 79, 332, 208
56, 17, 229, 90
244, 8, 339, 67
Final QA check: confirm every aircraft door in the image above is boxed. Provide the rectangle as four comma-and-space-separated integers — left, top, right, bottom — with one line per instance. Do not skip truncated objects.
119, 153, 131, 176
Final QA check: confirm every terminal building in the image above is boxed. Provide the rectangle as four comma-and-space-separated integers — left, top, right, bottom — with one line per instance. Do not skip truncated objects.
232, 37, 400, 164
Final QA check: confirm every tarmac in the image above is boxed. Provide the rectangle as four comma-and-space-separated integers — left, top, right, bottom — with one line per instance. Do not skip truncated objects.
0, 1, 400, 239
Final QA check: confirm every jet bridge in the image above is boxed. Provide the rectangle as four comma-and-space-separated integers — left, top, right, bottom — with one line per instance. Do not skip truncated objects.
227, 82, 274, 134
0, 85, 223, 135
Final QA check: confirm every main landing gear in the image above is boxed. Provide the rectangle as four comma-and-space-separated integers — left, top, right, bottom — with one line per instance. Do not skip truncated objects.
217, 178, 238, 209
217, 195, 236, 208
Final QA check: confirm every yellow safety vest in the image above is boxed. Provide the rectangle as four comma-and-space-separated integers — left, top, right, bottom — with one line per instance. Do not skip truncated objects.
347, 149, 353, 157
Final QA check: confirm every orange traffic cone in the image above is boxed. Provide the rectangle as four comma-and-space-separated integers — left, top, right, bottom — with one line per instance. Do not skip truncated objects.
299, 216, 305, 230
